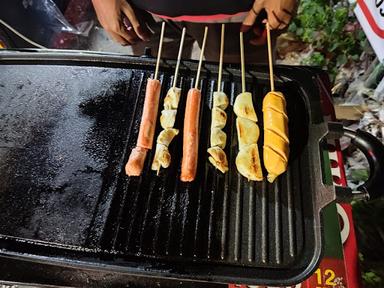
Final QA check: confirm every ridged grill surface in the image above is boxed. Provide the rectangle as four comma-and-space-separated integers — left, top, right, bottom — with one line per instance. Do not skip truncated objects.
96, 68, 309, 268
0, 59, 317, 281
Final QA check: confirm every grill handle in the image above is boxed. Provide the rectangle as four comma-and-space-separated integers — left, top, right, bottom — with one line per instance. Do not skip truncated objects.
327, 122, 384, 201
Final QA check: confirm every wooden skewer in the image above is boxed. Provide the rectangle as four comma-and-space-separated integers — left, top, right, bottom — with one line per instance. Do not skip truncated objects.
240, 32, 246, 94
195, 26, 209, 90
217, 24, 225, 92
154, 22, 166, 80
266, 23, 275, 92
173, 27, 186, 88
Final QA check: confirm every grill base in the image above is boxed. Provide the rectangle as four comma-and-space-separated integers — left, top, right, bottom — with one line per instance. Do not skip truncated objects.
0, 51, 330, 285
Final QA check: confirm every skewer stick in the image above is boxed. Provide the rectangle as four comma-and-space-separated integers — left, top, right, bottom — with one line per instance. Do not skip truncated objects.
266, 23, 275, 92
154, 22, 166, 80
240, 32, 246, 94
217, 24, 225, 92
195, 26, 209, 90
173, 27, 186, 88
157, 165, 160, 176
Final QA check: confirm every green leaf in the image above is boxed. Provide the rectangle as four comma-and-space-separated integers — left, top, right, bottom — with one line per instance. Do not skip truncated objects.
296, 27, 304, 37
351, 169, 369, 182
362, 271, 382, 285
329, 42, 339, 52
336, 54, 348, 66
288, 22, 297, 33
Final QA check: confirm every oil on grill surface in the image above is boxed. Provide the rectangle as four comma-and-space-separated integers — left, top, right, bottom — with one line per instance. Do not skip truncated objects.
0, 63, 309, 270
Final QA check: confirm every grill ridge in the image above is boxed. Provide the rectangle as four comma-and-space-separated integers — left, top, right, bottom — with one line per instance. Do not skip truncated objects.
97, 64, 308, 268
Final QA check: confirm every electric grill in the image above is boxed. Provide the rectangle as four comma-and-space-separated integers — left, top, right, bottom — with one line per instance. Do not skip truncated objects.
0, 49, 383, 286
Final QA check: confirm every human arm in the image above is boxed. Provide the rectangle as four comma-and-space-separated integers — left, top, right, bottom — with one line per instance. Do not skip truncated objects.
92, 0, 152, 45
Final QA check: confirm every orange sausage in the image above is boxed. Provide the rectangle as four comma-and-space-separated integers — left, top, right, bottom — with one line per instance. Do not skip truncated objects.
181, 88, 201, 182
137, 79, 161, 149
125, 147, 148, 176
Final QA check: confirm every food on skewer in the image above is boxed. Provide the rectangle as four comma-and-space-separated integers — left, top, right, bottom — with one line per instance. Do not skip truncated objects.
210, 128, 227, 149
125, 22, 166, 176
213, 91, 229, 110
157, 128, 179, 146
160, 110, 177, 129
263, 91, 289, 182
181, 26, 208, 182
207, 146, 228, 173
233, 92, 258, 122
263, 23, 290, 183
211, 107, 227, 129
236, 143, 263, 181
236, 117, 260, 150
152, 28, 186, 172
136, 78, 161, 149
125, 147, 148, 176
152, 144, 171, 170
151, 128, 179, 170
163, 87, 181, 110
207, 24, 229, 174
181, 88, 202, 182
234, 32, 263, 181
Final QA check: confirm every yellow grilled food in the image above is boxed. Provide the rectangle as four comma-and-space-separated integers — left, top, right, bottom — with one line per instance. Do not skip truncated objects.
233, 92, 257, 122
207, 92, 229, 173
164, 87, 181, 110
157, 128, 179, 147
263, 91, 290, 183
211, 107, 227, 129
210, 128, 227, 149
151, 144, 171, 170
207, 146, 229, 173
236, 117, 260, 150
160, 110, 177, 129
152, 87, 181, 171
213, 91, 229, 110
234, 90, 263, 181
235, 143, 263, 181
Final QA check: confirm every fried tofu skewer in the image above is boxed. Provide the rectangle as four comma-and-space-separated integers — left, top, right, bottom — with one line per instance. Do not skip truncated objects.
263, 23, 290, 182
125, 22, 165, 176
207, 24, 229, 173
152, 28, 187, 174
181, 26, 208, 182
234, 32, 263, 181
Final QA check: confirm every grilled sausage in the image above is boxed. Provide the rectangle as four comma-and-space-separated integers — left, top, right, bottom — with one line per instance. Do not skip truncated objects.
126, 78, 161, 176
125, 147, 148, 176
263, 91, 290, 183
181, 88, 201, 182
137, 79, 161, 149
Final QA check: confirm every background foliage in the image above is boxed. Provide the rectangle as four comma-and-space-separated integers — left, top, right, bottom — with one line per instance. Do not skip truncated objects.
288, 0, 367, 80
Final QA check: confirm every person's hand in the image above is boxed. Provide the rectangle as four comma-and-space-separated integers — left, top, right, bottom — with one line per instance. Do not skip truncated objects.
92, 0, 152, 45
242, 0, 297, 31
